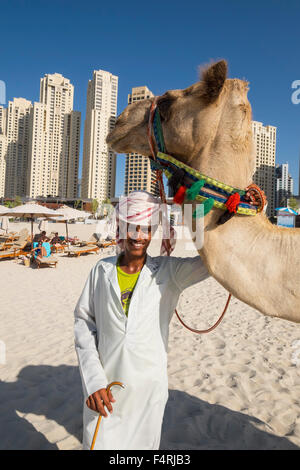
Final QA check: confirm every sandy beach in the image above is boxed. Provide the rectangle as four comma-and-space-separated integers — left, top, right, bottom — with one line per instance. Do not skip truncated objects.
1, 221, 300, 450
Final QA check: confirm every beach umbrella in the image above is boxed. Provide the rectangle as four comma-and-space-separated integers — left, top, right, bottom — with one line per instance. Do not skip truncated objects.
0, 205, 10, 234
95, 214, 117, 241
1, 203, 62, 246
275, 207, 298, 215
38, 219, 49, 232
53, 205, 91, 240
0, 216, 9, 233
0, 204, 8, 213
95, 219, 109, 240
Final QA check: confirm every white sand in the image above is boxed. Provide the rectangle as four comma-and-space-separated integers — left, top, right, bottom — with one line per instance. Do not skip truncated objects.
1, 221, 300, 450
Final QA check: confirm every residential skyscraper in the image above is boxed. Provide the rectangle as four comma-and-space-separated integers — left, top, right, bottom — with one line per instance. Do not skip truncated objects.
81, 70, 118, 202
0, 106, 6, 134
124, 86, 159, 196
252, 121, 277, 217
0, 106, 7, 197
275, 163, 294, 207
5, 98, 32, 198
27, 73, 81, 199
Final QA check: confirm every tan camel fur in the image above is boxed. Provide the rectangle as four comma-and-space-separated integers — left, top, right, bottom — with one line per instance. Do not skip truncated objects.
107, 60, 300, 323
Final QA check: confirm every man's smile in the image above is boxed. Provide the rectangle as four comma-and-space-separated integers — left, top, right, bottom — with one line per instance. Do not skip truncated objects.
128, 238, 146, 248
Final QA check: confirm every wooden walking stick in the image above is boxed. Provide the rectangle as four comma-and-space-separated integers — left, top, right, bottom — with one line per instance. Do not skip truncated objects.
90, 381, 125, 450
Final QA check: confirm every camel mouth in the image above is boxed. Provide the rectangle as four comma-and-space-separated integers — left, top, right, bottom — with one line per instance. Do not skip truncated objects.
106, 128, 122, 150
106, 129, 131, 153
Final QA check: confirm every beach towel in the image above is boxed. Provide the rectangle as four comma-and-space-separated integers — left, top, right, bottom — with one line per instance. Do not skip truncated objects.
33, 242, 51, 259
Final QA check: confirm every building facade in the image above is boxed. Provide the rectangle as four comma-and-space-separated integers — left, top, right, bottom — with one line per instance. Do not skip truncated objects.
81, 70, 118, 202
0, 74, 80, 200
27, 73, 81, 199
0, 106, 7, 197
275, 163, 294, 207
4, 98, 32, 198
252, 121, 277, 217
124, 86, 159, 197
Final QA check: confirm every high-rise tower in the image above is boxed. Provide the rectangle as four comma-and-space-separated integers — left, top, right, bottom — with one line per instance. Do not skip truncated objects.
81, 70, 118, 202
27, 73, 81, 198
5, 98, 32, 198
252, 121, 276, 217
124, 86, 159, 196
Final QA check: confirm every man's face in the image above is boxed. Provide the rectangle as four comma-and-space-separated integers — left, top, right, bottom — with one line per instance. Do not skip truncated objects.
124, 224, 152, 257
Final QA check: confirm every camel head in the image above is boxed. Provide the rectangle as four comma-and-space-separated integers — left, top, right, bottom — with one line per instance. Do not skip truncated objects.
107, 60, 254, 185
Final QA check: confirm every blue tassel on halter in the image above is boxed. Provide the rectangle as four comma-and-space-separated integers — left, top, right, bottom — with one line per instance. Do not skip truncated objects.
150, 159, 164, 171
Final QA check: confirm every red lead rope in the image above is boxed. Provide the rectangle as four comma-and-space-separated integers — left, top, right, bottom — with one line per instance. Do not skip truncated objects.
147, 97, 231, 334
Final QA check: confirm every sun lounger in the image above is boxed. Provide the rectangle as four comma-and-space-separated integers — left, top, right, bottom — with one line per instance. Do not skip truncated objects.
97, 239, 117, 249
0, 235, 29, 260
76, 233, 99, 247
1, 228, 29, 245
32, 242, 58, 268
0, 248, 22, 259
65, 245, 100, 257
17, 228, 29, 239
51, 244, 65, 253
0, 231, 18, 243
35, 255, 58, 268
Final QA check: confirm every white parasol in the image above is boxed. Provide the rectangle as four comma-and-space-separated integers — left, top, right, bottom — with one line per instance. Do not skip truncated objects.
38, 219, 49, 233
0, 205, 10, 234
1, 216, 9, 233
1, 203, 62, 246
0, 204, 8, 213
53, 205, 91, 240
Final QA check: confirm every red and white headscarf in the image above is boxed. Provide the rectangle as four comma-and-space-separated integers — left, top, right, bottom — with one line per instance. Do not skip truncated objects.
115, 190, 176, 256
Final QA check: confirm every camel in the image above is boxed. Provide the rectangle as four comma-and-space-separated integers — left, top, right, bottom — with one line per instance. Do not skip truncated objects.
106, 60, 300, 323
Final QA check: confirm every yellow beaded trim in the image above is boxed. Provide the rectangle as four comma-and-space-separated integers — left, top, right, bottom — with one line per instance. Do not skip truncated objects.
158, 152, 256, 216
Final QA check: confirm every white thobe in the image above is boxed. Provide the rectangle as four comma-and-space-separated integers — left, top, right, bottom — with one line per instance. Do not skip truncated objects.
74, 254, 209, 450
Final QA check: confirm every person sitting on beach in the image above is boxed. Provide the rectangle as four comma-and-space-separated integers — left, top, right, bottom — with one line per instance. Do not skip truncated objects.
74, 190, 210, 451
31, 240, 51, 261
51, 232, 66, 245
66, 236, 80, 245
36, 231, 50, 242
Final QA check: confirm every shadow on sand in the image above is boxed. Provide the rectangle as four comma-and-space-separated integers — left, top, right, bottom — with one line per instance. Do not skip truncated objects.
161, 389, 299, 450
0, 365, 298, 450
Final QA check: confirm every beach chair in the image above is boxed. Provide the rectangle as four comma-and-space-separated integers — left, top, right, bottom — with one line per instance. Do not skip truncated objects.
0, 240, 14, 250
33, 242, 58, 268
49, 235, 66, 253
98, 239, 117, 249
0, 231, 18, 243
36, 255, 58, 268
51, 243, 65, 253
17, 228, 29, 239
65, 244, 100, 257
0, 234, 29, 260
76, 233, 99, 247
1, 228, 29, 249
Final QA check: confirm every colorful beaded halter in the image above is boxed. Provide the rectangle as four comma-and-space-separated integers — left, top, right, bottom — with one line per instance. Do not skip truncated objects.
148, 98, 267, 225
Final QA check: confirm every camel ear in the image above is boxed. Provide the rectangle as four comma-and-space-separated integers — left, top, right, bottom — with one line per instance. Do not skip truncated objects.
197, 60, 227, 104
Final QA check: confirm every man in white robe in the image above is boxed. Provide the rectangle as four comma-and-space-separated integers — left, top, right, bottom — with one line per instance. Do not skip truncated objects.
74, 191, 209, 450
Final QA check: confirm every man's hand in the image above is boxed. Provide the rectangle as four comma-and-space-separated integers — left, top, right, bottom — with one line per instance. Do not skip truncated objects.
86, 388, 116, 417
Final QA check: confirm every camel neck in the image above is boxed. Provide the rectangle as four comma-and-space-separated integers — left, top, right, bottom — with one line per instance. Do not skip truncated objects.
196, 212, 300, 323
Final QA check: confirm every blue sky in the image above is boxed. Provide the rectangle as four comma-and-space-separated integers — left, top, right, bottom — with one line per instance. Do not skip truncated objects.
1, 0, 300, 195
